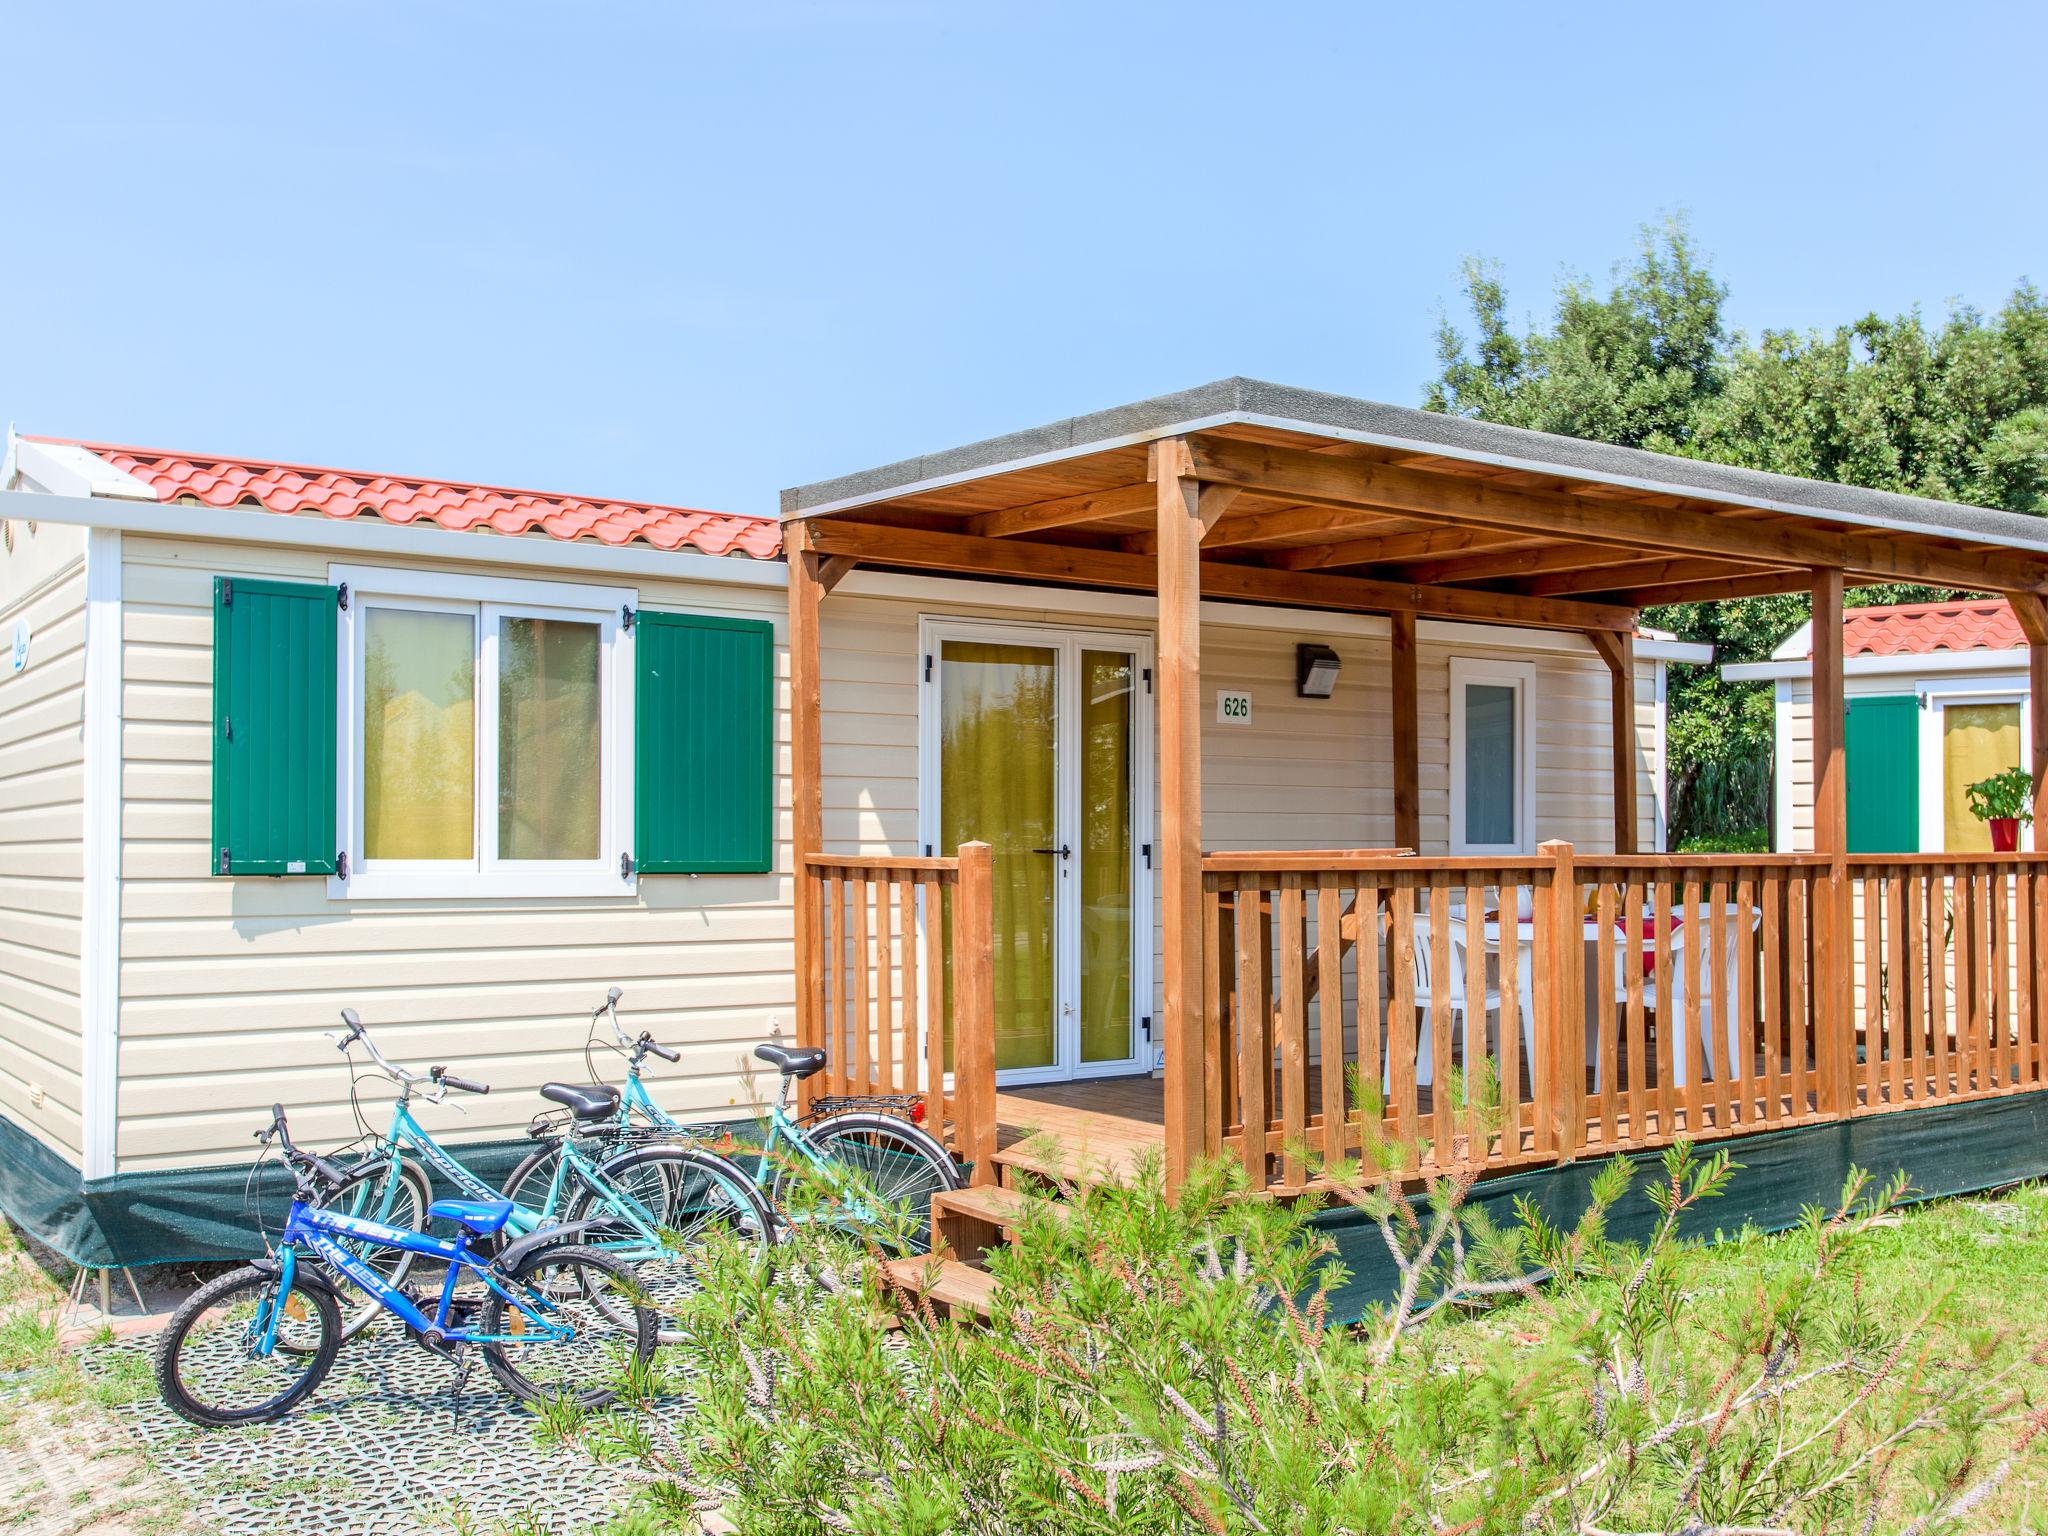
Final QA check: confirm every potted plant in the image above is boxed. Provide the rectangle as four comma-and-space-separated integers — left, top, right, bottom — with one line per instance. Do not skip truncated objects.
1965, 765, 2035, 851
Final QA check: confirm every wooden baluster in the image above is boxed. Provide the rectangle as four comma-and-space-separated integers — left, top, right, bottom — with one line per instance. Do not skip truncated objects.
1389, 878, 1418, 1149
1993, 868, 2013, 1093
1597, 880, 1618, 1146
1931, 873, 1953, 1099
1960, 872, 1982, 1094
851, 876, 872, 1095
1317, 876, 1346, 1168
1761, 869, 1783, 1123
1498, 878, 1523, 1158
921, 872, 944, 1129
1203, 881, 1226, 1159
800, 865, 828, 1111
822, 872, 844, 1095
1734, 873, 1757, 1127
1788, 874, 1810, 1116
2019, 864, 2038, 1088
1709, 879, 1730, 1133
951, 843, 996, 1187
1901, 870, 1923, 1103
1278, 878, 1308, 1188
1531, 860, 1558, 1158
1429, 878, 1455, 1159
1625, 877, 1647, 1144
2033, 866, 2048, 1086
1680, 875, 1704, 1135
1234, 885, 1269, 1185
1464, 878, 1488, 1162
873, 876, 895, 1094
1652, 877, 1674, 1139
1357, 880, 1382, 1162
1860, 874, 1881, 1109
1977, 869, 1996, 1092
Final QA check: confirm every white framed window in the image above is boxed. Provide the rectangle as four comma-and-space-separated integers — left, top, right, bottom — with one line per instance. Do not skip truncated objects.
1448, 656, 1536, 855
330, 565, 636, 899
1914, 679, 2031, 854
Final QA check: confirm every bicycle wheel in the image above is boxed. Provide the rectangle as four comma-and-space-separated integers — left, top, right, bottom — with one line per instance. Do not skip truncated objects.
154, 1263, 340, 1427
311, 1156, 432, 1344
770, 1111, 964, 1255
478, 1244, 656, 1409
565, 1145, 771, 1323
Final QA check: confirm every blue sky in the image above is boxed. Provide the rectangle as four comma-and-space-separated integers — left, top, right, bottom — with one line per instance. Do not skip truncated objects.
5, 1, 2043, 516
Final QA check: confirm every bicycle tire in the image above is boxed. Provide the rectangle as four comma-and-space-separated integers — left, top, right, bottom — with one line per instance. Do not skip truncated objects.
304, 1156, 432, 1346
478, 1243, 656, 1409
769, 1111, 964, 1255
564, 1144, 771, 1326
154, 1264, 340, 1427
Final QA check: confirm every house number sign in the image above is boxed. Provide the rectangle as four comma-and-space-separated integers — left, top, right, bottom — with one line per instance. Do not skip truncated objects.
1216, 689, 1252, 725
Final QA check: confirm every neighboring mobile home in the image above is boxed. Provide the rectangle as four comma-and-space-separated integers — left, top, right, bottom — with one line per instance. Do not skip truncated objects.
1723, 599, 2033, 856
9, 377, 2048, 1275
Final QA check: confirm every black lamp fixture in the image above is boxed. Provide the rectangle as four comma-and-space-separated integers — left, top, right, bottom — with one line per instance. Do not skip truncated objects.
1296, 643, 1341, 699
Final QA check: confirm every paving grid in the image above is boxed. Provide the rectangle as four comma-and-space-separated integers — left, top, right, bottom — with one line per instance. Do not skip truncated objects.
96, 1328, 690, 1536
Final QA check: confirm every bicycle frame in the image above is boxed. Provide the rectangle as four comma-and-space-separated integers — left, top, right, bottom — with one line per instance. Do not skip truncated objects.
257, 1200, 572, 1354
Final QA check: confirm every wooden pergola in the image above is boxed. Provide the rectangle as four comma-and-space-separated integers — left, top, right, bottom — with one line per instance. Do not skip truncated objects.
781, 380, 2048, 1185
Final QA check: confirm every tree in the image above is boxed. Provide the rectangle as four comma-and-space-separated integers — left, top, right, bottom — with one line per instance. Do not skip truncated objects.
1427, 218, 2048, 845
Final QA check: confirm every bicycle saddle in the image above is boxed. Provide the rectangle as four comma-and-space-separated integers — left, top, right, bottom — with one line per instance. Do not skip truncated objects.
428, 1198, 514, 1236
539, 1082, 621, 1121
753, 1043, 827, 1079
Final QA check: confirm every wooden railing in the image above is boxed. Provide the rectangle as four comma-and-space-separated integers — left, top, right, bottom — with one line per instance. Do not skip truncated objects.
797, 843, 997, 1185
1199, 845, 2048, 1196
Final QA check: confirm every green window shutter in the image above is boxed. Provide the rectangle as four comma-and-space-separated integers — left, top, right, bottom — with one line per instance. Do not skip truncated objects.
635, 610, 775, 874
211, 576, 340, 876
1846, 694, 1919, 854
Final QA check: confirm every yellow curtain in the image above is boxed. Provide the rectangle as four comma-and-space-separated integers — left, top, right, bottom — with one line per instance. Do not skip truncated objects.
497, 616, 601, 860
1079, 650, 1133, 1062
940, 641, 1057, 1071
364, 608, 475, 860
1943, 703, 2022, 852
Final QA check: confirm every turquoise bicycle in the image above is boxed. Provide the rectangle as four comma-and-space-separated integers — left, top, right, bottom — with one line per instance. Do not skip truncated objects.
547, 988, 965, 1255
316, 1009, 769, 1342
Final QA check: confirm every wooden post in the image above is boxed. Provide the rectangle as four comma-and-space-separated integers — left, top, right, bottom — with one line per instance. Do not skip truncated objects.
951, 841, 997, 1187
1539, 839, 1580, 1155
1588, 630, 1638, 855
1810, 568, 1852, 1115
1154, 437, 1206, 1188
1391, 611, 1421, 853
788, 521, 826, 1112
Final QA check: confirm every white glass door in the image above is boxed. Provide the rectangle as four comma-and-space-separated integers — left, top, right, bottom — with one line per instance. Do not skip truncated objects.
922, 620, 1154, 1084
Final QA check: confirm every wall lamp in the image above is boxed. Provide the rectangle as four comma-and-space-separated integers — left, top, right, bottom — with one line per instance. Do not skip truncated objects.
1296, 643, 1340, 699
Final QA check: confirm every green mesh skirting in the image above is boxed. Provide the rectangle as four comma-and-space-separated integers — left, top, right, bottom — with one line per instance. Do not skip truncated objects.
0, 1117, 536, 1270
1314, 1090, 2048, 1325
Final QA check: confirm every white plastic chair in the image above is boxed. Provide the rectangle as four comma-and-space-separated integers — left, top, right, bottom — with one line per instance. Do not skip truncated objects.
1405, 913, 1501, 1089
1611, 905, 1757, 1087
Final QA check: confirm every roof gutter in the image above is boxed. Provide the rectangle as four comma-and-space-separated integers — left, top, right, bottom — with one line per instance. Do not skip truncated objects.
1722, 648, 2028, 682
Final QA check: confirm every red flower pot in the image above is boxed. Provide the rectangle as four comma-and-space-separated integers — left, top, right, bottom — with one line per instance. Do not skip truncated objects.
1991, 816, 2020, 852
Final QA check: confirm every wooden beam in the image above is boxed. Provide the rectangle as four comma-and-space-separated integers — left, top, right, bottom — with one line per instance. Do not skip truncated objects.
1266, 527, 1542, 572
801, 517, 1638, 632
1810, 567, 1851, 1115
1153, 439, 1205, 1190
1393, 540, 1652, 586
807, 552, 858, 593
2013, 594, 2048, 853
1521, 556, 1789, 598
1588, 630, 1639, 854
1197, 484, 1242, 536
1203, 506, 1443, 550
1184, 435, 2048, 594
1391, 612, 1420, 852
787, 522, 826, 1112
964, 480, 1156, 539
1608, 570, 1840, 607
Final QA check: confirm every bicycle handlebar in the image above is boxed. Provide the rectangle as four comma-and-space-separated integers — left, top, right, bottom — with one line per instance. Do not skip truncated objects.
640, 1034, 680, 1064
331, 1008, 479, 1103
593, 985, 678, 1064
432, 1067, 490, 1095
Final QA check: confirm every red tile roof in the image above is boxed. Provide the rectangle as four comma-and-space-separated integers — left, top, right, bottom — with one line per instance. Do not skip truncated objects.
1836, 599, 2025, 659
26, 436, 782, 559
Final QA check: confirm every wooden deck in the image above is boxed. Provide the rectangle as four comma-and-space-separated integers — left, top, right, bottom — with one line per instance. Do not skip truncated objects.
994, 1076, 1166, 1182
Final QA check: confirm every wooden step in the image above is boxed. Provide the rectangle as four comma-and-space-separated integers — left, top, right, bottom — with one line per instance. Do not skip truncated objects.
880, 1256, 998, 1319
990, 1144, 1116, 1192
929, 1184, 1066, 1262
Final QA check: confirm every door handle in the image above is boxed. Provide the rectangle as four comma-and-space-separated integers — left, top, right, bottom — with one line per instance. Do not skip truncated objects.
1031, 844, 1072, 860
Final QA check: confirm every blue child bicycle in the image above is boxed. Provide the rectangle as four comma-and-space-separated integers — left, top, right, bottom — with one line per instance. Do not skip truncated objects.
152, 1105, 658, 1427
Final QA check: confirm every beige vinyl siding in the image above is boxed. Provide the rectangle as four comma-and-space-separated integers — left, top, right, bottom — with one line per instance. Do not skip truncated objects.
116, 534, 795, 1170
116, 542, 1667, 1170
0, 520, 89, 1160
